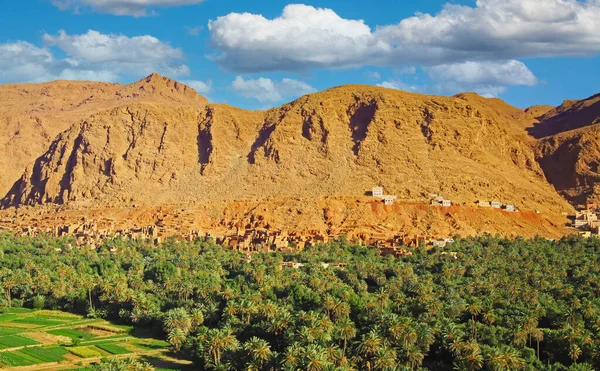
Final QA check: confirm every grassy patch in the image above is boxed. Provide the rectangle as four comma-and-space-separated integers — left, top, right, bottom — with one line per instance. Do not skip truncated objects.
0, 334, 40, 348
0, 313, 18, 322
7, 308, 33, 314
95, 343, 132, 355
132, 339, 169, 351
19, 346, 69, 362
0, 327, 23, 336
67, 346, 102, 358
13, 317, 66, 326
48, 328, 95, 341
0, 351, 39, 366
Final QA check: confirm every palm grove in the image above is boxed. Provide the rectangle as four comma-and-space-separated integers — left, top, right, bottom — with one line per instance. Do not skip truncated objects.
0, 232, 599, 370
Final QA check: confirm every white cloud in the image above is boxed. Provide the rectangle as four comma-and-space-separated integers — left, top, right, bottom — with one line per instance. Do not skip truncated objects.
208, 4, 386, 73
424, 60, 538, 96
181, 79, 212, 95
379, 60, 537, 98
377, 80, 418, 92
0, 30, 191, 84
208, 1, 600, 73
230, 76, 316, 103
52, 0, 205, 17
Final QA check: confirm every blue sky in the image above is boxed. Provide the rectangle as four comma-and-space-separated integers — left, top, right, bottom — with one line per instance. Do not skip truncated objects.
1, 0, 599, 110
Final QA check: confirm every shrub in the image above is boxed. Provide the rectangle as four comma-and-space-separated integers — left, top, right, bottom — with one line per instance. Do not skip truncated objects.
32, 295, 45, 310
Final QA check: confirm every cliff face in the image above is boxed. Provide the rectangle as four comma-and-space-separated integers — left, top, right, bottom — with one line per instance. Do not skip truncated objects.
533, 94, 600, 204
2, 83, 571, 213
0, 74, 207, 196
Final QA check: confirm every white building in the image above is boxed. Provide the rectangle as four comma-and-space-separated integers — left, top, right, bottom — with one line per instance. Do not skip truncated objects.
372, 187, 384, 198
382, 195, 397, 205
442, 200, 452, 207
491, 201, 501, 209
504, 205, 515, 212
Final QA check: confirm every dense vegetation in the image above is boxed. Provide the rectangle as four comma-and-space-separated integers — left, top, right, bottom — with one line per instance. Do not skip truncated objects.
0, 233, 599, 370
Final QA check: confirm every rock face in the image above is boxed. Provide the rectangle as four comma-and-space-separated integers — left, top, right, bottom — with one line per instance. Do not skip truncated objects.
0, 73, 206, 197
533, 94, 600, 204
2, 82, 571, 213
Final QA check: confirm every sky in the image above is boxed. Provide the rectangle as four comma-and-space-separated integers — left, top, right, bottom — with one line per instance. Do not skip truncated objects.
1, 0, 599, 110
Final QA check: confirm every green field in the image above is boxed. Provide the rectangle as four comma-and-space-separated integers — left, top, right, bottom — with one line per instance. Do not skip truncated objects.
0, 308, 171, 369
19, 346, 69, 362
13, 317, 67, 326
0, 334, 40, 348
95, 342, 132, 355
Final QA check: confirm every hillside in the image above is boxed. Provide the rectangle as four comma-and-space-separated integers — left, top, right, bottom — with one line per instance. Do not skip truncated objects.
533, 93, 600, 204
0, 74, 207, 196
2, 82, 571, 216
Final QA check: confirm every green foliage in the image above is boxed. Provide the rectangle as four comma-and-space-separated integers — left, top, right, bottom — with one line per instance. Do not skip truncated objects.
1, 233, 600, 369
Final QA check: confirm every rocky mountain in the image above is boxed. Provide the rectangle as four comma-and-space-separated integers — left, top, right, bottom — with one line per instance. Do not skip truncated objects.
0, 73, 206, 196
2, 78, 571, 215
533, 94, 600, 204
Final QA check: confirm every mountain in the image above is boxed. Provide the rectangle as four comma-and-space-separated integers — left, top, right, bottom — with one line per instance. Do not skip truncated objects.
533, 94, 600, 204
2, 80, 571, 217
0, 73, 206, 197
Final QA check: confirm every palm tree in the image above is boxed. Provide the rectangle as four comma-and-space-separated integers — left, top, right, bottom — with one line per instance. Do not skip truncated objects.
373, 344, 397, 370
304, 344, 330, 371
530, 328, 543, 360
357, 330, 383, 371
569, 344, 582, 365
162, 307, 192, 334
466, 301, 482, 341
335, 318, 357, 354
167, 328, 187, 352
244, 337, 272, 368
204, 328, 239, 366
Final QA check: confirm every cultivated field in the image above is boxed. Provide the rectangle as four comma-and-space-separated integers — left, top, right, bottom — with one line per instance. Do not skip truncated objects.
0, 308, 190, 370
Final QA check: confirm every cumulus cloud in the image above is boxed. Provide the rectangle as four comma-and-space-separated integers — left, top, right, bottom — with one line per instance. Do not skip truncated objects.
0, 30, 190, 84
208, 4, 386, 73
52, 0, 205, 16
425, 60, 538, 96
181, 79, 212, 95
208, 1, 600, 72
230, 76, 316, 103
379, 60, 537, 98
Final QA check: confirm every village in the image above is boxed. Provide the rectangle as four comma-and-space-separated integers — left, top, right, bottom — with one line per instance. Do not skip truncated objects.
570, 202, 600, 237
0, 186, 539, 257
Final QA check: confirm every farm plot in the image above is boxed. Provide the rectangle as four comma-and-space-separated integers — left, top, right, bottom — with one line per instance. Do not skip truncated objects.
67, 346, 102, 358
13, 317, 67, 326
95, 342, 132, 355
0, 334, 39, 348
0, 350, 42, 367
48, 328, 96, 341
19, 346, 69, 362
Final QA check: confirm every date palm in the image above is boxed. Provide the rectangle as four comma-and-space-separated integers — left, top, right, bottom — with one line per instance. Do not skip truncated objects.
244, 337, 272, 368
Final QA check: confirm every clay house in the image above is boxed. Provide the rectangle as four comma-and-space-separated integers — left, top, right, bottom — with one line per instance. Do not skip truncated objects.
587, 202, 598, 211
477, 200, 491, 208
573, 211, 598, 228
382, 195, 398, 205
372, 187, 384, 198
